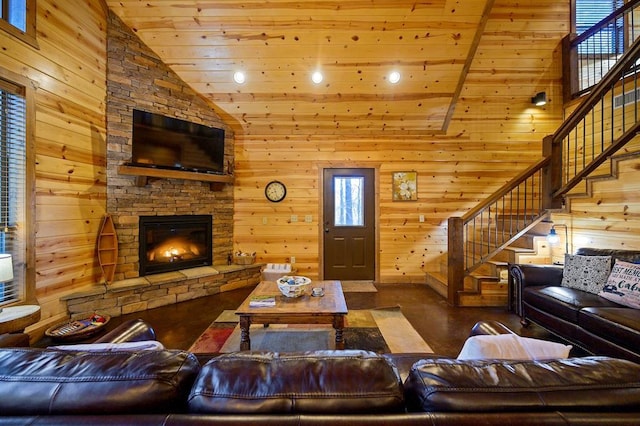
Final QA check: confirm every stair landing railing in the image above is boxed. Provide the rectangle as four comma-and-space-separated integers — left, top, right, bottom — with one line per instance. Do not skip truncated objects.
565, 0, 640, 99
552, 31, 640, 199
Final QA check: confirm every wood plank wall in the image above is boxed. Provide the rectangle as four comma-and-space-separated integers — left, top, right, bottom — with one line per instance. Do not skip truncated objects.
233, 1, 570, 282
0, 0, 108, 325
550, 155, 640, 262
5, 0, 636, 329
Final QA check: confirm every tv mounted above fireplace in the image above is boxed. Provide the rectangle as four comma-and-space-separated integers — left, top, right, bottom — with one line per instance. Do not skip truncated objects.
129, 109, 225, 175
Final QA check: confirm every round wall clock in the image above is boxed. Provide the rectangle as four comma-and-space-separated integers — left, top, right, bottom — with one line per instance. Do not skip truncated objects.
265, 180, 287, 202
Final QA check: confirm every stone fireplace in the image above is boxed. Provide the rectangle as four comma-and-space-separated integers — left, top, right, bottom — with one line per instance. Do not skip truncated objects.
104, 11, 234, 282
60, 10, 260, 321
139, 215, 212, 276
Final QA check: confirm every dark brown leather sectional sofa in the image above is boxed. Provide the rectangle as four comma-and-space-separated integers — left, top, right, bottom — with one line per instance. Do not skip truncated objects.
509, 248, 640, 363
1, 318, 640, 424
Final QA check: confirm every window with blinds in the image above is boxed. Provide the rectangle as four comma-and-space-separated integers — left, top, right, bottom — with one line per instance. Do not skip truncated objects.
576, 1, 624, 34
575, 0, 626, 54
0, 78, 26, 306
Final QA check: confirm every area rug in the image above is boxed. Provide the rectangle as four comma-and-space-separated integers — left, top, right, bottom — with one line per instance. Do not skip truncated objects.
188, 306, 433, 354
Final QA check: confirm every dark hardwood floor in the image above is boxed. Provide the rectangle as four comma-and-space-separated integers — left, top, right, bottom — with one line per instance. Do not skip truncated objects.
39, 283, 557, 357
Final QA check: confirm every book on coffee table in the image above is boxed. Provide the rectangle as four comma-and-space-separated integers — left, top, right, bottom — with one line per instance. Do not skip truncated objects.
249, 295, 276, 307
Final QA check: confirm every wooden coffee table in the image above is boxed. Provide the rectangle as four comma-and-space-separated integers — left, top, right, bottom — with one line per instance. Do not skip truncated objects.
235, 280, 347, 351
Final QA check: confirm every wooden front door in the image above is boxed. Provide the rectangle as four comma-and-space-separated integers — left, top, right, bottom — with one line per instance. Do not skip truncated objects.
323, 168, 375, 280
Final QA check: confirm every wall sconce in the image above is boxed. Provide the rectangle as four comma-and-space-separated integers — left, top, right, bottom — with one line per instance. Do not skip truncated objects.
546, 224, 569, 254
531, 91, 547, 106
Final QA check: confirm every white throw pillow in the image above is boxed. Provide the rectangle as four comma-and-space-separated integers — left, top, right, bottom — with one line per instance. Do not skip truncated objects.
561, 254, 612, 294
598, 259, 640, 309
457, 334, 572, 361
49, 340, 165, 352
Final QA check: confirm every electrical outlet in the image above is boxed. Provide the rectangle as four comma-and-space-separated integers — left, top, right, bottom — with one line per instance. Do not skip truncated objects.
305, 215, 312, 223
419, 214, 425, 223
290, 256, 296, 263
291, 214, 298, 222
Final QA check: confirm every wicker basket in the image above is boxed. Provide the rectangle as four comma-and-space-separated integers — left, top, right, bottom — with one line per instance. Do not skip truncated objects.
234, 254, 256, 265
45, 314, 111, 342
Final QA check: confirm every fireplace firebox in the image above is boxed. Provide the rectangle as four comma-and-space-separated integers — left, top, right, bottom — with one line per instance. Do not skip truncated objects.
139, 215, 212, 276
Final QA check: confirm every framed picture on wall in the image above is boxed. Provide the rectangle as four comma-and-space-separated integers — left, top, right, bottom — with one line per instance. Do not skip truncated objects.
392, 171, 417, 201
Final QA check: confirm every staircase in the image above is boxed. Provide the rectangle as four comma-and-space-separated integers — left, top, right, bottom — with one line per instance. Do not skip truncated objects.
438, 3, 640, 307
426, 220, 553, 306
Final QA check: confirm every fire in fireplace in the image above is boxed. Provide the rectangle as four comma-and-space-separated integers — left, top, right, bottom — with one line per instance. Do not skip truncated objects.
139, 215, 212, 276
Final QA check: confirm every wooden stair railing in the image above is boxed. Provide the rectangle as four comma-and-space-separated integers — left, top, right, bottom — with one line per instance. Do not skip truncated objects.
446, 31, 640, 307
447, 157, 554, 305
552, 37, 640, 199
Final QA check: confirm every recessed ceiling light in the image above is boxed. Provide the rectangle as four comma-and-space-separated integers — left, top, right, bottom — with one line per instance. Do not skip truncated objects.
233, 71, 246, 84
312, 71, 323, 84
389, 71, 401, 84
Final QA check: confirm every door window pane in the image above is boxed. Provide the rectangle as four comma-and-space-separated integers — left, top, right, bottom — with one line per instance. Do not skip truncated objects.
334, 176, 364, 226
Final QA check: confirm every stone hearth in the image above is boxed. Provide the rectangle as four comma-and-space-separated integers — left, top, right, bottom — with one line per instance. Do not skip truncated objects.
62, 264, 261, 320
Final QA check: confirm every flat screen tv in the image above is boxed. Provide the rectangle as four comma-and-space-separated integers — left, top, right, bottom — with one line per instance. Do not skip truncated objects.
130, 109, 225, 174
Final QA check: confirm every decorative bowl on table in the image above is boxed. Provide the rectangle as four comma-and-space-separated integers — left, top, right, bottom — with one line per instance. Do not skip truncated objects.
276, 275, 312, 298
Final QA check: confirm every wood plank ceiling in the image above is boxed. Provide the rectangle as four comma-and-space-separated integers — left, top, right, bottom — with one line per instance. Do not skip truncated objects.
106, 0, 493, 137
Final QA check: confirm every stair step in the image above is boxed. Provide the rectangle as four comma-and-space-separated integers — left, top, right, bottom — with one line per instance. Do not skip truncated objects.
424, 271, 447, 298
458, 292, 508, 307
491, 246, 534, 263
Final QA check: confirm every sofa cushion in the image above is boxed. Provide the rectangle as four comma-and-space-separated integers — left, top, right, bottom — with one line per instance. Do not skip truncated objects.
188, 350, 404, 414
561, 254, 611, 294
576, 247, 640, 264
523, 286, 620, 323
578, 307, 640, 351
0, 348, 200, 415
404, 356, 640, 413
598, 260, 640, 309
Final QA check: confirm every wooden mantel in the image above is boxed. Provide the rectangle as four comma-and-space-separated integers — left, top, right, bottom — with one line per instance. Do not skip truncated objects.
118, 164, 234, 191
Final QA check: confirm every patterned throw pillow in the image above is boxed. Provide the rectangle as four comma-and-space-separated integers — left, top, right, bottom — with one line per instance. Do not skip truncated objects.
561, 254, 612, 294
599, 260, 640, 309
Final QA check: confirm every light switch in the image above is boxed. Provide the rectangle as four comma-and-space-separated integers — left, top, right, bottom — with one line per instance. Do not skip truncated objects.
262, 216, 268, 225
419, 214, 425, 223
305, 215, 312, 223
291, 215, 298, 222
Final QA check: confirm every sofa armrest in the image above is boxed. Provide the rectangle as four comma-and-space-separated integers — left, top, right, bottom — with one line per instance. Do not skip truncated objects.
508, 263, 563, 289
469, 320, 516, 337
508, 264, 564, 319
94, 319, 157, 344
0, 333, 30, 348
